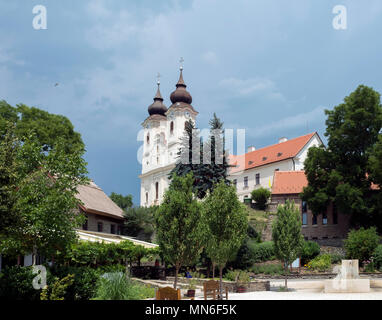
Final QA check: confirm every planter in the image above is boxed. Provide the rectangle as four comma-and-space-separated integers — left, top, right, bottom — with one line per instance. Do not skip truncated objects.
187, 289, 196, 297
236, 286, 247, 293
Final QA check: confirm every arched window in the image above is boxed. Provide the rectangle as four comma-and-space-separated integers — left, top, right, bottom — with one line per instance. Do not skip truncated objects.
146, 192, 148, 204
155, 182, 159, 200
170, 121, 174, 135
146, 133, 150, 144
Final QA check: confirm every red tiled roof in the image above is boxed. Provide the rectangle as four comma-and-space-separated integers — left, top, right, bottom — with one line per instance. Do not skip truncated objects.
272, 171, 308, 195
229, 132, 316, 173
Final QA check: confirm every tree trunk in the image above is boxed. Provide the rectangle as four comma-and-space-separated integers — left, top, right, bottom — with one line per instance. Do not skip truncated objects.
284, 262, 288, 291
174, 264, 180, 289
207, 261, 211, 279
219, 266, 223, 300
212, 262, 215, 279
32, 246, 37, 266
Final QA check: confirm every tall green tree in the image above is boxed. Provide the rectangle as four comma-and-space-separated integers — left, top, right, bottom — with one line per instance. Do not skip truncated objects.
202, 181, 247, 299
0, 124, 88, 262
110, 192, 133, 211
124, 206, 157, 242
0, 101, 84, 155
302, 85, 382, 229
272, 200, 304, 290
170, 114, 231, 199
155, 173, 205, 289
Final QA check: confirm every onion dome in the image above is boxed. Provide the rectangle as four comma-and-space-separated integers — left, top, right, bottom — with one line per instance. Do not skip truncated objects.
170, 67, 192, 104
148, 81, 167, 116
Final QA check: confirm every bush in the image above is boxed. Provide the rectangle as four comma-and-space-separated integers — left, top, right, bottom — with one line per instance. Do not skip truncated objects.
224, 269, 241, 282
301, 241, 320, 264
344, 227, 380, 264
251, 263, 284, 275
41, 274, 75, 300
373, 245, 382, 270
251, 188, 271, 210
93, 272, 155, 300
0, 266, 46, 300
330, 254, 345, 265
306, 254, 331, 272
250, 241, 275, 262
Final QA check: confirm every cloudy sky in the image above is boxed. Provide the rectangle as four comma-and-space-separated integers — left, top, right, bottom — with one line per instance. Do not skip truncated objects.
1, 0, 381, 204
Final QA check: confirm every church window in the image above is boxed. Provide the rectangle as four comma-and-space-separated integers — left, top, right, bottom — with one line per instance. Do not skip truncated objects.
244, 176, 248, 188
155, 182, 159, 200
255, 173, 260, 185
147, 134, 150, 144
170, 121, 174, 135
146, 192, 148, 204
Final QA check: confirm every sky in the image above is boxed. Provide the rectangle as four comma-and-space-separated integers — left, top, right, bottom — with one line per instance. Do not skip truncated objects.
0, 0, 381, 204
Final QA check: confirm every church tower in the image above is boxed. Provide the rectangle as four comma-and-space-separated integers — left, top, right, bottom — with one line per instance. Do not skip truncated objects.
139, 62, 198, 207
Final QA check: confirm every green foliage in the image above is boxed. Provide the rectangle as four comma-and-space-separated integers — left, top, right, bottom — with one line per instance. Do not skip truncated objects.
302, 85, 382, 229
251, 263, 285, 275
0, 101, 84, 155
170, 114, 231, 199
155, 173, 205, 287
203, 181, 248, 269
0, 266, 42, 300
0, 123, 88, 258
93, 272, 154, 300
250, 241, 275, 263
272, 201, 304, 267
41, 274, 75, 300
110, 193, 133, 211
344, 227, 380, 263
301, 241, 321, 264
124, 206, 157, 242
330, 254, 345, 264
373, 245, 382, 270
306, 254, 332, 272
251, 187, 271, 210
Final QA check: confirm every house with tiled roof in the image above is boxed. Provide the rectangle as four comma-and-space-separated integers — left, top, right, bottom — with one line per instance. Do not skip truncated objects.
271, 170, 351, 244
228, 132, 323, 202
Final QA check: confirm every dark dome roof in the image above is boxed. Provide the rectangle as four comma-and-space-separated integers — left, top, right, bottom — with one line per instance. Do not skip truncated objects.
170, 69, 192, 104
148, 84, 167, 116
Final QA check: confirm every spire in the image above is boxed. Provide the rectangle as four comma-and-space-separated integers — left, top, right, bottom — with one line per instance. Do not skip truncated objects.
148, 73, 167, 116
170, 58, 192, 104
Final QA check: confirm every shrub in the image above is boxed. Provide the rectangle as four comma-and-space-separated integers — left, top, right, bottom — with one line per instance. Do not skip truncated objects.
251, 263, 284, 275
306, 254, 331, 272
93, 272, 155, 300
224, 269, 241, 282
50, 266, 100, 300
373, 245, 382, 270
330, 254, 345, 264
344, 227, 380, 264
251, 188, 271, 210
0, 266, 46, 300
250, 241, 275, 262
41, 274, 75, 300
301, 241, 320, 264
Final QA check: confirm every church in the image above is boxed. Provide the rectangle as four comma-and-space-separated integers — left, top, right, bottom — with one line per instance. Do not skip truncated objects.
139, 63, 322, 208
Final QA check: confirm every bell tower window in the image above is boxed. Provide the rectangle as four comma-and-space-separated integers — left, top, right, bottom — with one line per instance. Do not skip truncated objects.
170, 121, 174, 135
155, 182, 159, 200
147, 134, 150, 144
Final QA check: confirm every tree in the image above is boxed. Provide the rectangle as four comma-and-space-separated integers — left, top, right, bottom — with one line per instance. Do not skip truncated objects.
123, 206, 157, 242
155, 173, 205, 289
344, 227, 380, 264
302, 85, 382, 229
0, 101, 84, 155
170, 114, 231, 199
110, 193, 133, 211
251, 187, 271, 210
0, 124, 89, 262
272, 200, 304, 290
202, 181, 247, 299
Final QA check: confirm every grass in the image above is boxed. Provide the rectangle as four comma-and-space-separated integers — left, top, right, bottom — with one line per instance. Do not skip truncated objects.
251, 263, 285, 275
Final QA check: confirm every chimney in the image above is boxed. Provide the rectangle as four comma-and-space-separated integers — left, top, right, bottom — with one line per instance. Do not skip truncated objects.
247, 146, 256, 153
278, 137, 288, 143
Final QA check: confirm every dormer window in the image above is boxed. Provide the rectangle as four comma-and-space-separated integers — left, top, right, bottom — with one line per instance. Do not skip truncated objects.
248, 161, 254, 165
277, 152, 282, 157
262, 156, 267, 161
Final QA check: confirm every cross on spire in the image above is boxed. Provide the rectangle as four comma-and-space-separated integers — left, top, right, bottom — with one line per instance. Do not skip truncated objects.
179, 57, 184, 70
157, 72, 161, 85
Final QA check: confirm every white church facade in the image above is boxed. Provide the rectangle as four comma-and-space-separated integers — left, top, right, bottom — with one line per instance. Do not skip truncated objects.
139, 66, 323, 206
